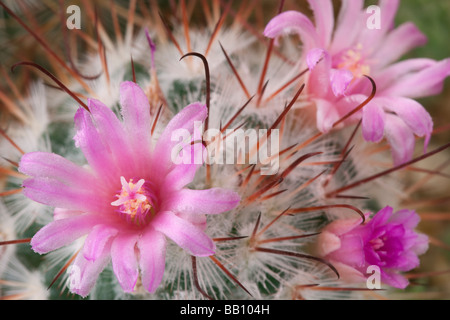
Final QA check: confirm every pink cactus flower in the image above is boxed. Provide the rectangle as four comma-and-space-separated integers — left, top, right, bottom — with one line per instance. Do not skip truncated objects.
18, 81, 240, 297
264, 0, 450, 165
317, 206, 429, 289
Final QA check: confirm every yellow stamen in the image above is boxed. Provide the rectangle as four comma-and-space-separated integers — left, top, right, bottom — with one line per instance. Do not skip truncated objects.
337, 44, 371, 79
111, 177, 154, 225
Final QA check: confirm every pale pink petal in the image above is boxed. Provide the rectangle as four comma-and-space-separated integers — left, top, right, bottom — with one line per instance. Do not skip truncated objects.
384, 114, 416, 165
138, 228, 166, 293
53, 208, 83, 220
152, 102, 207, 179
381, 97, 433, 151
314, 98, 340, 133
306, 49, 333, 99
324, 215, 368, 236
400, 255, 420, 274
110, 232, 140, 292
388, 209, 420, 229
411, 233, 429, 256
119, 81, 152, 147
329, 0, 364, 53
31, 214, 99, 254
306, 48, 329, 71
162, 188, 240, 215
70, 238, 112, 298
19, 152, 96, 188
88, 98, 136, 176
331, 261, 366, 283
381, 59, 450, 99
327, 234, 365, 267
379, 0, 400, 29
83, 225, 118, 262
22, 177, 105, 213
162, 162, 199, 191
162, 161, 200, 192
330, 68, 354, 96
362, 101, 386, 143
372, 22, 427, 68
263, 10, 320, 49
74, 108, 117, 182
369, 206, 393, 226
374, 58, 435, 91
381, 270, 409, 289
162, 139, 205, 191
176, 211, 207, 230
307, 0, 334, 47
151, 211, 215, 257
317, 231, 341, 257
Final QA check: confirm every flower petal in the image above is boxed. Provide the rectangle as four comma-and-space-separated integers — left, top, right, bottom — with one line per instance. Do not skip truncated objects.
324, 216, 366, 236
70, 238, 112, 298
88, 98, 137, 176
329, 0, 364, 53
74, 107, 116, 182
18, 152, 96, 188
330, 68, 354, 96
357, 0, 400, 50
381, 58, 450, 99
162, 138, 205, 191
317, 230, 341, 257
314, 98, 340, 133
388, 209, 420, 229
163, 188, 240, 215
110, 232, 140, 292
83, 225, 118, 262
152, 102, 207, 178
330, 261, 366, 283
411, 233, 429, 256
138, 228, 166, 293
393, 250, 420, 271
31, 214, 99, 254
306, 49, 332, 99
369, 206, 393, 227
382, 97, 433, 152
53, 208, 83, 220
151, 211, 215, 256
307, 0, 334, 48
119, 81, 152, 146
362, 101, 386, 143
328, 234, 365, 267
119, 82, 153, 173
263, 10, 320, 49
22, 177, 105, 213
380, 269, 409, 289
373, 22, 427, 69
374, 58, 435, 91
383, 114, 416, 165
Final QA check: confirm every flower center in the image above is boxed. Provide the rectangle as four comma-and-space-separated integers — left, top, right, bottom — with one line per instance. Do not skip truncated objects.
337, 44, 370, 79
370, 237, 385, 251
111, 176, 156, 226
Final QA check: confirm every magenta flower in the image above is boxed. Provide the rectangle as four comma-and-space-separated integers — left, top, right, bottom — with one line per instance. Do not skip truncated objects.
264, 0, 450, 165
317, 206, 428, 289
18, 81, 240, 297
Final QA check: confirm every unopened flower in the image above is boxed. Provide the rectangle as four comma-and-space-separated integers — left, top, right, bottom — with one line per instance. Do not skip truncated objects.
18, 81, 240, 297
317, 206, 428, 289
264, 0, 450, 165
